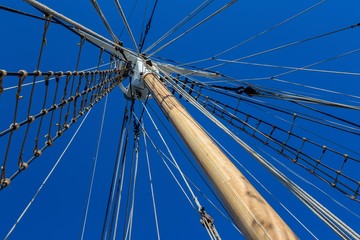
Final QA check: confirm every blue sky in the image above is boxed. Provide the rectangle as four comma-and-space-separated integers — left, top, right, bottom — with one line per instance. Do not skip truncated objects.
1, 0, 360, 239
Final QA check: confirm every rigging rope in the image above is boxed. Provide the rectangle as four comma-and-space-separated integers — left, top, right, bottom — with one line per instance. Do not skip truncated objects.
196, 78, 360, 136
114, 0, 140, 52
209, 46, 360, 83
0, 68, 124, 189
147, 0, 238, 58
145, 102, 243, 236
179, 76, 360, 137
142, 121, 161, 240
0, 5, 59, 23
80, 93, 109, 240
214, 0, 328, 58
271, 78, 360, 101
216, 48, 360, 77
101, 102, 132, 240
146, 102, 231, 215
140, 106, 222, 239
21, 14, 51, 165
141, 107, 197, 209
1, 15, 51, 186
5, 108, 92, 240
143, 0, 215, 54
177, 0, 328, 68
90, 0, 121, 44
138, 0, 158, 52
123, 120, 140, 240
206, 22, 360, 71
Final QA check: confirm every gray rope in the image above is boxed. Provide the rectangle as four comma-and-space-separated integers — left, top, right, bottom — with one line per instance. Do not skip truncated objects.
147, 0, 238, 58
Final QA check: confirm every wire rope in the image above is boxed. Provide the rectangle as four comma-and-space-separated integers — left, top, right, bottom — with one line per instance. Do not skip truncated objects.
205, 22, 360, 71
5, 108, 92, 240
138, 0, 158, 52
271, 78, 360, 100
90, 0, 120, 44
145, 102, 242, 236
214, 0, 328, 58
141, 105, 204, 205
123, 127, 140, 240
114, 0, 140, 52
101, 103, 131, 240
142, 121, 161, 240
177, 0, 328, 67
140, 121, 225, 239
0, 5, 59, 23
147, 0, 238, 58
146, 102, 230, 211
217, 58, 360, 77
80, 94, 108, 240
143, 0, 215, 54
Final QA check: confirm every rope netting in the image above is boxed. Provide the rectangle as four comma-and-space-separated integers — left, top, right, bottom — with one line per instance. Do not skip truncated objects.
0, 68, 126, 189
166, 76, 360, 202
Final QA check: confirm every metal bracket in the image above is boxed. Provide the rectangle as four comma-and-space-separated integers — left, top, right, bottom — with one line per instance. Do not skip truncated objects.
0, 70, 6, 94
119, 57, 158, 101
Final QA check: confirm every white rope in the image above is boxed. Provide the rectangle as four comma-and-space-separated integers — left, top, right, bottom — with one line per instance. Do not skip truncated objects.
140, 110, 224, 239
143, 105, 236, 236
123, 136, 139, 240
215, 59, 360, 77
204, 24, 360, 72
111, 121, 131, 240
178, 0, 328, 68
146, 106, 239, 233
80, 94, 108, 240
147, 0, 238, 58
273, 47, 360, 78
90, 0, 120, 43
144, 0, 215, 53
102, 110, 131, 240
272, 78, 360, 100
189, 177, 242, 235
5, 108, 92, 240
142, 121, 161, 240
139, 109, 197, 209
114, 0, 140, 52
252, 90, 360, 110
214, 0, 328, 58
142, 105, 206, 209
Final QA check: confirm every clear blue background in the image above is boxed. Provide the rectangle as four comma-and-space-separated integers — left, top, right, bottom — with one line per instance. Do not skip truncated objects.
1, 1, 360, 239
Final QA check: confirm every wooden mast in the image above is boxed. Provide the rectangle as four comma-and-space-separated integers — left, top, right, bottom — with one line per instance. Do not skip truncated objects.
143, 72, 298, 240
